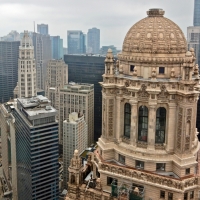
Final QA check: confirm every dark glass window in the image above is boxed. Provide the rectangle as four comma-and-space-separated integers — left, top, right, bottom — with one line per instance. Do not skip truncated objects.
184, 193, 188, 200
124, 103, 131, 138
118, 154, 125, 164
138, 106, 148, 142
186, 168, 190, 175
168, 192, 173, 200
155, 107, 166, 144
136, 160, 144, 169
190, 191, 194, 199
159, 67, 165, 74
107, 177, 114, 186
156, 163, 165, 171
160, 191, 165, 198
130, 65, 135, 71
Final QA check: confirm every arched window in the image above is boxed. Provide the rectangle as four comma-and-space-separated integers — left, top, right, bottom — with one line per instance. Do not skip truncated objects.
124, 103, 131, 138
138, 106, 148, 142
155, 107, 166, 144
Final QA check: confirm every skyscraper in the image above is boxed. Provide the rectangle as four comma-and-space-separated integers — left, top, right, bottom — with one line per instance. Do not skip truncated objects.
67, 31, 86, 54
18, 31, 36, 98
63, 112, 87, 188
47, 82, 94, 146
0, 96, 59, 200
64, 55, 105, 141
87, 28, 100, 54
37, 24, 48, 35
0, 41, 20, 103
32, 32, 52, 90
50, 36, 63, 59
66, 9, 200, 200
194, 0, 200, 26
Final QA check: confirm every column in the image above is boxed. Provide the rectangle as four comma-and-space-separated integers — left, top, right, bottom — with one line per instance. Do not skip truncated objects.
129, 100, 138, 146
115, 96, 123, 142
166, 103, 177, 152
147, 103, 157, 150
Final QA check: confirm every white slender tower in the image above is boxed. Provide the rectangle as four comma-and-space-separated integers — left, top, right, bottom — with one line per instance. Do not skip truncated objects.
18, 31, 36, 98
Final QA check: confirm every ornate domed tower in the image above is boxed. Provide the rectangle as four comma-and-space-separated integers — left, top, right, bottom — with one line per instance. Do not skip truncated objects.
97, 8, 200, 199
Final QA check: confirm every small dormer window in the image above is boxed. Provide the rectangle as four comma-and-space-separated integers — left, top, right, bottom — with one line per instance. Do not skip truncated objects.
159, 67, 165, 74
130, 65, 135, 72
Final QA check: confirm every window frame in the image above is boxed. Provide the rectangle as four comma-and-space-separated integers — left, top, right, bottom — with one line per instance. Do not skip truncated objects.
159, 67, 165, 74
138, 106, 148, 142
124, 103, 131, 138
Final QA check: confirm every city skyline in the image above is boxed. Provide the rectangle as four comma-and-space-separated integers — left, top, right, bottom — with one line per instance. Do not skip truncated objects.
0, 0, 194, 49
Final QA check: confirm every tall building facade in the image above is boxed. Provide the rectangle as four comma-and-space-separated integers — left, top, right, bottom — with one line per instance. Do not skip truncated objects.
0, 41, 20, 103
64, 55, 105, 141
18, 31, 36, 98
32, 32, 52, 90
0, 96, 59, 200
47, 83, 94, 146
63, 112, 87, 188
87, 28, 100, 54
194, 0, 200, 26
66, 9, 200, 200
67, 31, 86, 54
45, 59, 68, 89
51, 36, 63, 59
37, 24, 48, 35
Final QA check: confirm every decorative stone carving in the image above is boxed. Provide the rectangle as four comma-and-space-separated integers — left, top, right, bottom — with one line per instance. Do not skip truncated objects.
138, 84, 149, 99
158, 85, 168, 100
151, 68, 156, 80
170, 68, 175, 78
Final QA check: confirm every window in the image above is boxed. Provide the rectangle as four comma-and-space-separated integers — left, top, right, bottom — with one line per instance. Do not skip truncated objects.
159, 67, 165, 74
186, 168, 190, 175
138, 106, 148, 142
184, 193, 188, 200
160, 190, 165, 198
155, 107, 166, 144
124, 103, 131, 138
156, 163, 166, 171
130, 65, 135, 72
118, 154, 125, 164
190, 191, 194, 199
168, 192, 173, 200
107, 177, 116, 186
136, 160, 144, 169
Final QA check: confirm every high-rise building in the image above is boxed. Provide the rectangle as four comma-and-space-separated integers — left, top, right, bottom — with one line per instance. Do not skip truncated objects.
45, 59, 68, 90
67, 31, 86, 54
66, 9, 200, 200
32, 32, 52, 90
100, 45, 118, 56
17, 31, 36, 98
47, 82, 94, 146
64, 55, 105, 141
0, 41, 20, 103
87, 28, 100, 54
63, 112, 87, 188
37, 24, 48, 35
194, 0, 200, 26
0, 96, 59, 200
0, 30, 20, 41
50, 36, 63, 59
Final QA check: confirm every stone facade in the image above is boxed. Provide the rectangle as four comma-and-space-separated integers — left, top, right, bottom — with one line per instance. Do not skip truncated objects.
66, 9, 200, 200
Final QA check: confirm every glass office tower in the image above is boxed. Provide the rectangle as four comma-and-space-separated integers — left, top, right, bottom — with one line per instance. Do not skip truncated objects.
12, 96, 59, 200
194, 0, 200, 26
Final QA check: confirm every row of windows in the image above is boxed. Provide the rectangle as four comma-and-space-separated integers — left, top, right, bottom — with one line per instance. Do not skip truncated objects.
130, 65, 165, 74
124, 104, 166, 143
118, 154, 191, 174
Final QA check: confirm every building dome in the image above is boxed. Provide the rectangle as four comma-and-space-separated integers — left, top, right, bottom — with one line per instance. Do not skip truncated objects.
122, 8, 187, 55
118, 9, 188, 78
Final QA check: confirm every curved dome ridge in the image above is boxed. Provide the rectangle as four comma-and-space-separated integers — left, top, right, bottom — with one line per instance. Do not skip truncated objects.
122, 9, 187, 55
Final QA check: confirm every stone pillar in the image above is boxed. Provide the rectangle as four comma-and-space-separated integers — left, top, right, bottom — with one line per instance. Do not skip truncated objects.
147, 103, 157, 150
130, 100, 138, 146
166, 103, 177, 152
92, 162, 97, 179
115, 96, 123, 142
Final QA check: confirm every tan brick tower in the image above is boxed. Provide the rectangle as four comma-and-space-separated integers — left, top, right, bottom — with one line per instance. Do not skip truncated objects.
66, 8, 200, 200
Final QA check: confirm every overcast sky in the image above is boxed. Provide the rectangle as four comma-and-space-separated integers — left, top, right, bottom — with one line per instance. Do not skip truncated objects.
0, 0, 194, 48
